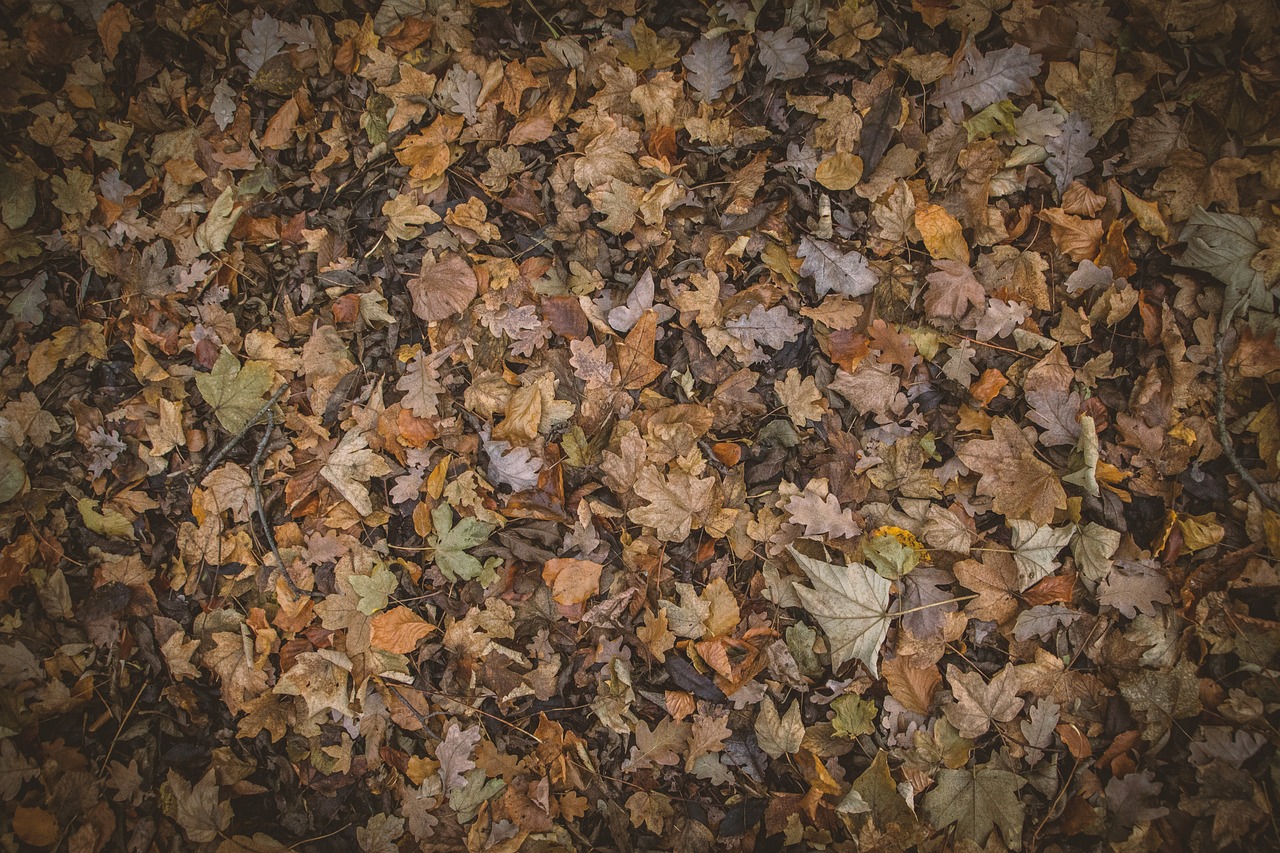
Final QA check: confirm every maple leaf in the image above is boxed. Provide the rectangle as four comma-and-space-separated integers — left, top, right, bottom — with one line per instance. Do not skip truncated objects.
923, 764, 1026, 848
273, 649, 352, 719
925, 259, 985, 321
774, 368, 826, 427
195, 348, 274, 434
321, 429, 391, 517
370, 606, 434, 654
798, 236, 878, 298
957, 417, 1067, 525
628, 465, 714, 543
624, 718, 691, 771
682, 36, 734, 102
1178, 208, 1273, 327
166, 769, 232, 844
789, 547, 892, 677
1009, 520, 1074, 590
942, 664, 1024, 738
936, 43, 1042, 120
429, 504, 496, 582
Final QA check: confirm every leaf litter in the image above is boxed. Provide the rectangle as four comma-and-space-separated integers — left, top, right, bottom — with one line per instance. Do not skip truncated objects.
0, 0, 1279, 850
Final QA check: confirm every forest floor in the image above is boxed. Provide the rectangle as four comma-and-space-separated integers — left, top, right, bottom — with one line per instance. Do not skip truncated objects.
1, 0, 1279, 850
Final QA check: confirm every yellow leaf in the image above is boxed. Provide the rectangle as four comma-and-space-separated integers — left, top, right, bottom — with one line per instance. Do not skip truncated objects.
815, 152, 864, 190
915, 202, 969, 262
78, 498, 134, 539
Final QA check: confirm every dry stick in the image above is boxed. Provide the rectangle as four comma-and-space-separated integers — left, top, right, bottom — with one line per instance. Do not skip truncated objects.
1215, 328, 1280, 515
200, 384, 289, 479
249, 406, 318, 599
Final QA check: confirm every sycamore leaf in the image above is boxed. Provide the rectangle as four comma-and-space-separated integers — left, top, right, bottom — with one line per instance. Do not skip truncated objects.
1009, 520, 1074, 590
925, 259, 985, 321
348, 563, 397, 615
923, 764, 1026, 848
754, 697, 804, 758
1071, 520, 1120, 581
629, 465, 715, 543
166, 769, 232, 844
799, 236, 878, 297
1178, 207, 1273, 328
321, 429, 391, 517
789, 546, 892, 677
942, 664, 1024, 738
195, 348, 274, 434
273, 649, 353, 719
958, 417, 1067, 525
429, 504, 496, 582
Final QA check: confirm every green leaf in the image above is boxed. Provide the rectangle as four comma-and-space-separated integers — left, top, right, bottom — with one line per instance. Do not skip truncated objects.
1178, 207, 1273, 329
864, 532, 921, 580
0, 444, 25, 504
348, 564, 397, 615
430, 503, 496, 582
789, 546, 892, 677
830, 694, 877, 739
923, 764, 1026, 849
195, 348, 274, 434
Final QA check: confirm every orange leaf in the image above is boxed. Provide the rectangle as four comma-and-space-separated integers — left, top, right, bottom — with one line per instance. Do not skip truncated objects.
370, 606, 435, 654
542, 557, 604, 606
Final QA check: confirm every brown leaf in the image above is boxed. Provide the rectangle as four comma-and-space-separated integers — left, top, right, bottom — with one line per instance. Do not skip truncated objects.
957, 417, 1067, 525
407, 252, 478, 323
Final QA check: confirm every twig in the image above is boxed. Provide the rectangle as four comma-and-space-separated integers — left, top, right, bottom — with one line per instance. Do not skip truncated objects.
1215, 328, 1280, 514
200, 385, 289, 479
249, 406, 317, 599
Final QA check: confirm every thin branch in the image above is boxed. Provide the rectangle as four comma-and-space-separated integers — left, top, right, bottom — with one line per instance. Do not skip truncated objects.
250, 406, 318, 599
199, 384, 289, 480
1215, 328, 1280, 514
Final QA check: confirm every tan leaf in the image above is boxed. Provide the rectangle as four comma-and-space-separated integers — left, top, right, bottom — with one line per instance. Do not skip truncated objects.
321, 429, 391, 517
615, 310, 664, 390
942, 664, 1024, 738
